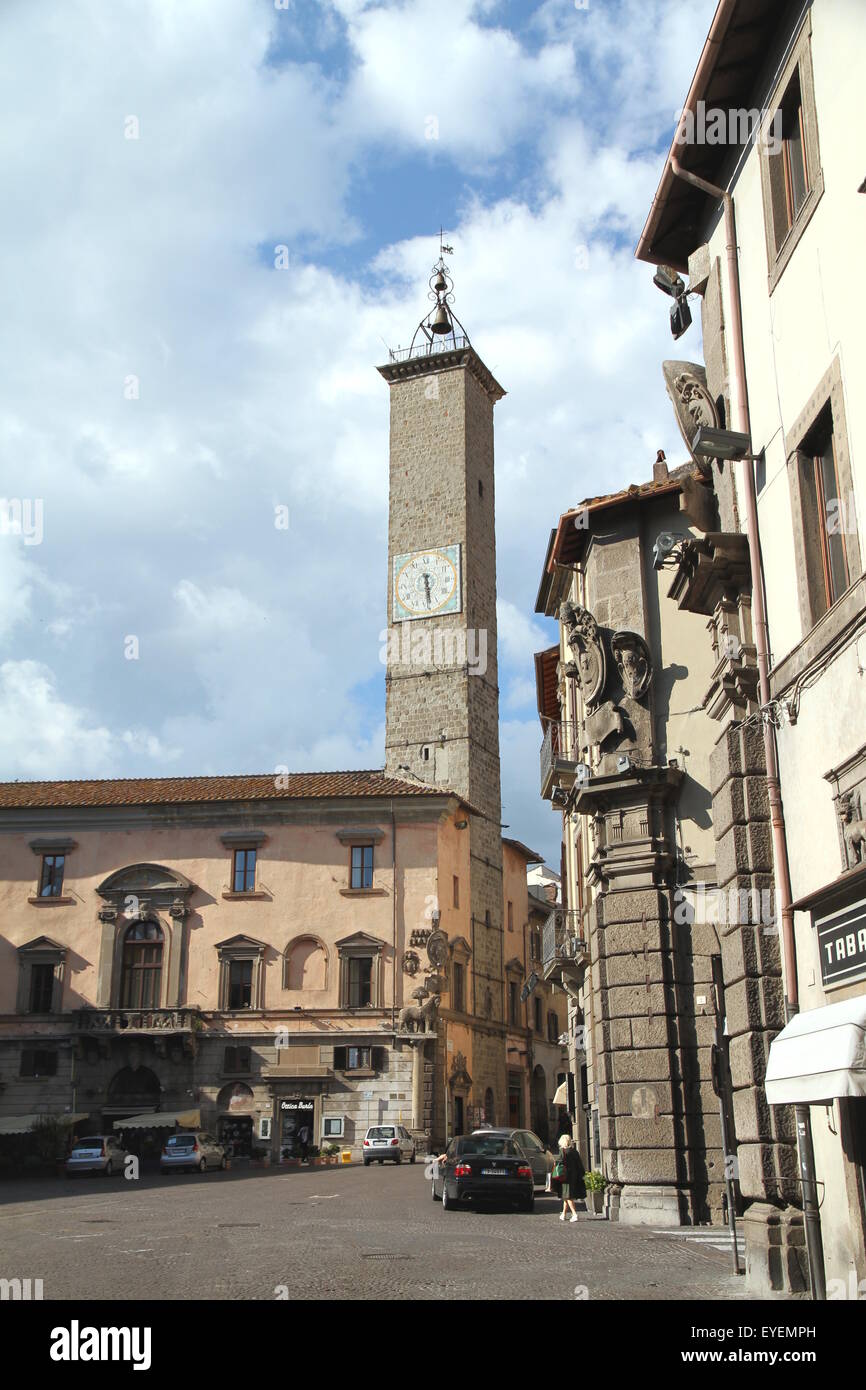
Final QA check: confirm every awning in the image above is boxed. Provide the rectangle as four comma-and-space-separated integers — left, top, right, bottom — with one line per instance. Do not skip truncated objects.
766, 995, 866, 1105
552, 1082, 568, 1107
0, 1112, 88, 1135
114, 1108, 200, 1131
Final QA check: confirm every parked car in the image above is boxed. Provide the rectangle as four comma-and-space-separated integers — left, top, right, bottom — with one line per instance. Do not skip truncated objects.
362, 1124, 416, 1165
472, 1127, 555, 1188
432, 1134, 534, 1212
65, 1135, 131, 1177
159, 1131, 227, 1174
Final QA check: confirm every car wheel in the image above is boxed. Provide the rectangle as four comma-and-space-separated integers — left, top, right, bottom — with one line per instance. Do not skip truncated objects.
521, 1194, 535, 1213
220, 1155, 227, 1170
105, 1162, 113, 1177
363, 1158, 370, 1166
442, 1183, 453, 1211
431, 1181, 440, 1202
410, 1150, 416, 1165
394, 1152, 401, 1165
199, 1158, 207, 1173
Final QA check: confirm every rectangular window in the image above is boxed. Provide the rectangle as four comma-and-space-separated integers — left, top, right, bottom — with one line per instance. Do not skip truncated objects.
547, 1011, 559, 1044
350, 844, 374, 890
333, 1046, 372, 1071
232, 848, 257, 893
453, 875, 459, 909
228, 959, 253, 1010
452, 962, 465, 1013
38, 853, 65, 898
507, 901, 514, 933
509, 981, 519, 1026
347, 956, 373, 1009
224, 1046, 251, 1073
28, 964, 55, 1014
20, 1048, 58, 1077
322, 1116, 345, 1138
800, 407, 851, 620
534, 996, 543, 1034
768, 69, 810, 253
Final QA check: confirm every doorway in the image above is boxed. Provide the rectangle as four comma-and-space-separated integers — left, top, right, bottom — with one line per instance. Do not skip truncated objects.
453, 1095, 465, 1136
219, 1115, 253, 1157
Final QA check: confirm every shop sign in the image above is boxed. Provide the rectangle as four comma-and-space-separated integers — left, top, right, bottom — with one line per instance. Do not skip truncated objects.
816, 896, 866, 989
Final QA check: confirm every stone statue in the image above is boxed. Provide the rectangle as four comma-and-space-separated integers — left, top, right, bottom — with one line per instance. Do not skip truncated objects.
610, 631, 653, 700
397, 995, 440, 1034
560, 602, 606, 707
840, 791, 866, 866
663, 360, 720, 465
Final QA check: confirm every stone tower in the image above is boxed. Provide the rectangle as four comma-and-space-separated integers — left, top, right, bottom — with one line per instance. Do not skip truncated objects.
377, 248, 507, 1130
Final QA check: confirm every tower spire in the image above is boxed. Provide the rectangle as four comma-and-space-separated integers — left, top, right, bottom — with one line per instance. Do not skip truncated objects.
406, 235, 469, 357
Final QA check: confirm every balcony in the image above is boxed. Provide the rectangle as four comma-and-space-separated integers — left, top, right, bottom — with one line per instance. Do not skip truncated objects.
541, 909, 588, 988
72, 1007, 202, 1034
540, 721, 579, 801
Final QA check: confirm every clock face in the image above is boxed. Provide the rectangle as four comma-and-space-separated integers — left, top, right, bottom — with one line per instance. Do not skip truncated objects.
392, 545, 461, 621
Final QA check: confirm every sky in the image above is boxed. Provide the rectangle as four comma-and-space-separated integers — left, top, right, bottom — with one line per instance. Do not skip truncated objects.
0, 0, 718, 866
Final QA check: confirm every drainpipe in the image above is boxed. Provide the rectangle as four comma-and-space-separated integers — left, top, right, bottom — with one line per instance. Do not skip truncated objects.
669, 155, 825, 1299
390, 801, 397, 1033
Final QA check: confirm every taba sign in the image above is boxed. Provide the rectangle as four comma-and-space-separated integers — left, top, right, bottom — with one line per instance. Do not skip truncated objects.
815, 896, 866, 989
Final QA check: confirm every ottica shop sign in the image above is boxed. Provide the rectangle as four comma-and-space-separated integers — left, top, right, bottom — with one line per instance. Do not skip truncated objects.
816, 896, 866, 989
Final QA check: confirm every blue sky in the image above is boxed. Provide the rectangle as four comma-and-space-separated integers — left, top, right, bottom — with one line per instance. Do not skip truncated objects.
0, 0, 717, 864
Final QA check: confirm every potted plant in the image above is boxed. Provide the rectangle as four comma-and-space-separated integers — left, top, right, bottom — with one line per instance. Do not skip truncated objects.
321, 1142, 340, 1165
585, 1169, 606, 1214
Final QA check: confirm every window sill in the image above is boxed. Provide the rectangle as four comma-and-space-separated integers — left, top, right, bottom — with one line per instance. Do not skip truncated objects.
27, 896, 75, 907
767, 169, 824, 296
770, 570, 866, 699
221, 891, 270, 901
338, 1068, 376, 1078
339, 888, 387, 897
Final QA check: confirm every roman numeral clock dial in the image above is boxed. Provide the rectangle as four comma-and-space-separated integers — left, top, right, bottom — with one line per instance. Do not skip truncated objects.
392, 544, 462, 621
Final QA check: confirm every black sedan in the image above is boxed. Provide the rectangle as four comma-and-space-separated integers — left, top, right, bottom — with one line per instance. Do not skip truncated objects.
431, 1134, 534, 1212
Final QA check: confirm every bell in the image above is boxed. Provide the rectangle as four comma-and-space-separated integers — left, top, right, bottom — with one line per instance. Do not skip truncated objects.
433, 272, 447, 292
430, 303, 452, 334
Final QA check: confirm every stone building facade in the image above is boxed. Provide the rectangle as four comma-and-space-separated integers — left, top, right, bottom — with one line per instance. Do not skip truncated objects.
636, 0, 866, 1296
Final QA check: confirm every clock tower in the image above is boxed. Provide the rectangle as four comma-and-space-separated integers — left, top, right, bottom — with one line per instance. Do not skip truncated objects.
378, 246, 507, 1129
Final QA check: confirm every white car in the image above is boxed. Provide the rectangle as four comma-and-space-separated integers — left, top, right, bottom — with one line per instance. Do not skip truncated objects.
65, 1134, 131, 1177
159, 1131, 227, 1174
362, 1124, 416, 1165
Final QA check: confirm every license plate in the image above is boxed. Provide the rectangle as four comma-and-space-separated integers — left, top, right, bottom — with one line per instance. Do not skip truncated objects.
73, 1152, 100, 1159
481, 1168, 507, 1176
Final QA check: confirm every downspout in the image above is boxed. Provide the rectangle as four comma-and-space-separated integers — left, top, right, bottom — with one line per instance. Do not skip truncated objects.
391, 801, 397, 1032
669, 155, 825, 1299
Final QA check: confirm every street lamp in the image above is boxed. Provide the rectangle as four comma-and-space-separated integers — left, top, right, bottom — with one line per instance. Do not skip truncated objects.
690, 426, 752, 463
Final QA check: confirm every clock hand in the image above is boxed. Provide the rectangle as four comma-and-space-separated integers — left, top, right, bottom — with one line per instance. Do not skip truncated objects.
422, 572, 432, 607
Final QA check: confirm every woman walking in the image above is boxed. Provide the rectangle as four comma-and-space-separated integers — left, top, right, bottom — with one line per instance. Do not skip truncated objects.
555, 1134, 586, 1223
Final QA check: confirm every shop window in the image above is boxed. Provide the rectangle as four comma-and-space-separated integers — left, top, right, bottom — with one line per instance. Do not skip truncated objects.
224, 1046, 251, 1074
120, 919, 163, 1009
20, 1048, 57, 1077
349, 844, 374, 890
38, 853, 65, 898
322, 1115, 345, 1139
232, 847, 257, 893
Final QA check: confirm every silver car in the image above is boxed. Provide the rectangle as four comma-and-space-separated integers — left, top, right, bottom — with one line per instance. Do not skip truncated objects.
159, 1131, 227, 1174
65, 1134, 131, 1177
362, 1124, 416, 1165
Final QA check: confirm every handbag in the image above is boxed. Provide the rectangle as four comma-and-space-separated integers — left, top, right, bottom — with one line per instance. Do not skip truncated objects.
552, 1158, 565, 1180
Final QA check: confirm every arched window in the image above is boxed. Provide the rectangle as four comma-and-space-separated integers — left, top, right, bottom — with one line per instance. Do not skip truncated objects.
120, 920, 163, 1008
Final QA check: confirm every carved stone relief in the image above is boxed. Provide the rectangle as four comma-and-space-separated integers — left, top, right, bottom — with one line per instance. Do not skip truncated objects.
663, 359, 720, 465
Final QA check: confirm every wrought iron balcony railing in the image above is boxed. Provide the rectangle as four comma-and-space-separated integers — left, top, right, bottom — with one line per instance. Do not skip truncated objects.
541, 909, 587, 984
540, 720, 579, 800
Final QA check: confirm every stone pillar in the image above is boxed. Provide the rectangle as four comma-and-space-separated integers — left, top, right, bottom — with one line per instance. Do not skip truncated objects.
411, 1039, 425, 1130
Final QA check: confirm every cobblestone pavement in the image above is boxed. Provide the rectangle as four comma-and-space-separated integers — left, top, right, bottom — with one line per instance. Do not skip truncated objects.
0, 1163, 753, 1302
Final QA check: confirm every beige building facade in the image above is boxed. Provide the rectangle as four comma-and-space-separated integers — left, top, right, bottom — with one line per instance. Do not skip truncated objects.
637, 0, 866, 1294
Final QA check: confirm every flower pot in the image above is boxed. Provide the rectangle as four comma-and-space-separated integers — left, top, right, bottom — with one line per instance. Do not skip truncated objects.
589, 1189, 604, 1214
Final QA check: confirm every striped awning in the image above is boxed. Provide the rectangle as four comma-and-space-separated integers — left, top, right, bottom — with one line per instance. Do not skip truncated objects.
113, 1108, 200, 1131
0, 1112, 88, 1135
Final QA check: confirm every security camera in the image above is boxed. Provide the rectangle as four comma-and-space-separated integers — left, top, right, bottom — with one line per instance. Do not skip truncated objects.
616, 754, 632, 774
652, 531, 690, 571
653, 265, 686, 298
575, 762, 591, 786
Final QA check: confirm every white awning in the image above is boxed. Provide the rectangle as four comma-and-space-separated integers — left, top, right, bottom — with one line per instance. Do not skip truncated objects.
0, 1112, 88, 1135
552, 1081, 568, 1106
114, 1108, 200, 1131
766, 995, 866, 1104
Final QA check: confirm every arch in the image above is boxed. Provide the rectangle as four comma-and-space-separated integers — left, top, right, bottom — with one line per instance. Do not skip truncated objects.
217, 1081, 255, 1114
107, 1065, 161, 1108
284, 936, 328, 992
